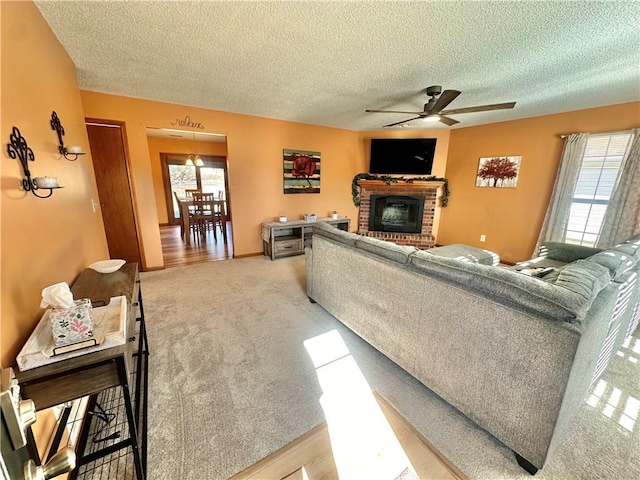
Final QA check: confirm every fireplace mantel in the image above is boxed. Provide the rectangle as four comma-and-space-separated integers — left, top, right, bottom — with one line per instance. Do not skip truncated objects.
356, 180, 445, 189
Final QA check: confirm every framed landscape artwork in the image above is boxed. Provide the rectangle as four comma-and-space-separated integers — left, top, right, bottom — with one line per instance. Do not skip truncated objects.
283, 149, 321, 194
475, 156, 522, 188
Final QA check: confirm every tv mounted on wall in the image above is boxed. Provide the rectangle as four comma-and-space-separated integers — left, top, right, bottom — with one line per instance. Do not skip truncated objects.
369, 138, 437, 175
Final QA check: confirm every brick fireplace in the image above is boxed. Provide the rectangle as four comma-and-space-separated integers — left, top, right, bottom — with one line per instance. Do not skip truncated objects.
357, 180, 444, 249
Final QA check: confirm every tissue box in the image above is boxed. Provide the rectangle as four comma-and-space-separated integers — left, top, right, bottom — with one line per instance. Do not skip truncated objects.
49, 299, 94, 346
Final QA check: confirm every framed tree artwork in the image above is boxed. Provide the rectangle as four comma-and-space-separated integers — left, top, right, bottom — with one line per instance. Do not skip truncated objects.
283, 149, 321, 194
475, 156, 522, 188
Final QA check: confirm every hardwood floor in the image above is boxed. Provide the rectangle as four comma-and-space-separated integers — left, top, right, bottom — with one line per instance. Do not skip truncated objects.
231, 392, 466, 480
160, 223, 233, 268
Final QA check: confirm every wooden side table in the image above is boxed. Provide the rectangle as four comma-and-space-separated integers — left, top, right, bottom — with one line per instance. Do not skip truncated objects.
14, 263, 148, 480
261, 218, 351, 260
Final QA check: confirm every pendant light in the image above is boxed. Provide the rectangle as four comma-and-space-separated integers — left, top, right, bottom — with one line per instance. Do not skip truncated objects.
186, 132, 204, 166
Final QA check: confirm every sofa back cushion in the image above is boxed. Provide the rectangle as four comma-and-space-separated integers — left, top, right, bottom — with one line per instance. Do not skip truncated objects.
624, 233, 640, 246
552, 260, 612, 297
537, 242, 603, 263
408, 251, 610, 322
426, 244, 499, 266
311, 221, 357, 246
354, 236, 418, 264
587, 250, 637, 280
613, 243, 640, 261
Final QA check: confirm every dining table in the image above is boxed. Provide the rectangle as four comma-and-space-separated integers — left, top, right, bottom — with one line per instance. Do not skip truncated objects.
176, 197, 227, 245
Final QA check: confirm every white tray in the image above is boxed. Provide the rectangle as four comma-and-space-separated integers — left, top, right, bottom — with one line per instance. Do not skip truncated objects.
17, 296, 127, 371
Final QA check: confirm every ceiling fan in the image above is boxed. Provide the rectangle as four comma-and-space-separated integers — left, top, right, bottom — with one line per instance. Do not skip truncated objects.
365, 85, 516, 127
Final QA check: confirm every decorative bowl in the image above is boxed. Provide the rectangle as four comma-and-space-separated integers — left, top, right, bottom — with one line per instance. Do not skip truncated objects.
89, 259, 125, 274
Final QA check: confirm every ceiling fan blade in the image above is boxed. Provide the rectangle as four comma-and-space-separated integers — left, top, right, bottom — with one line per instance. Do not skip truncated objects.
431, 90, 461, 113
439, 116, 459, 126
383, 116, 422, 127
440, 101, 516, 115
366, 109, 424, 115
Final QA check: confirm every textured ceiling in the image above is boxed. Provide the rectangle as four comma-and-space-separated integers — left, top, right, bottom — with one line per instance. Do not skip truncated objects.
35, 1, 640, 131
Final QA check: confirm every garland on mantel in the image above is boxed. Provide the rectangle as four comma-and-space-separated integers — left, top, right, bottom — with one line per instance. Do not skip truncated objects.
351, 173, 450, 207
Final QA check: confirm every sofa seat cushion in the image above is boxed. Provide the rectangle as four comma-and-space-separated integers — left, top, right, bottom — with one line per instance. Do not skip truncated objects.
354, 235, 418, 264
515, 257, 568, 270
427, 244, 499, 266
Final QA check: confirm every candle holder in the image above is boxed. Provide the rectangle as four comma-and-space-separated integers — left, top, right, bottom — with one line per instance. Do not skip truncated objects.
7, 126, 62, 198
51, 111, 85, 161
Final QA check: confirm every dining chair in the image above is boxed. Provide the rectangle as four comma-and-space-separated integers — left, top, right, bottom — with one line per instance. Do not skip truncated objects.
173, 191, 186, 239
208, 194, 226, 241
191, 192, 215, 242
182, 189, 200, 217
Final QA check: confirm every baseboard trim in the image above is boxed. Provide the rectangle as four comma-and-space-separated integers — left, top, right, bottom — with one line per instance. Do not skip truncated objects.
233, 252, 263, 259
143, 265, 165, 271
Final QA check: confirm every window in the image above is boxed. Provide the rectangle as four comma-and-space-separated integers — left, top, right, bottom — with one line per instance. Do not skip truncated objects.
162, 154, 228, 222
565, 132, 635, 247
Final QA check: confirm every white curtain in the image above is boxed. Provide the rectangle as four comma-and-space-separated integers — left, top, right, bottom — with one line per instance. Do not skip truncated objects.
597, 129, 640, 247
535, 133, 589, 253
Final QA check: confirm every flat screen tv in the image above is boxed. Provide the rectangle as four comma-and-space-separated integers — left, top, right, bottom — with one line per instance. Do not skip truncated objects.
369, 138, 436, 175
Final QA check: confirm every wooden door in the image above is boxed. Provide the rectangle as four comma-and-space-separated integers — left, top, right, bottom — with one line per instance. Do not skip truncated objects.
86, 122, 142, 266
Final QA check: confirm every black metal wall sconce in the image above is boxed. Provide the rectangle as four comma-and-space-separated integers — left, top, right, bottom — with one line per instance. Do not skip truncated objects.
51, 111, 85, 161
7, 126, 63, 198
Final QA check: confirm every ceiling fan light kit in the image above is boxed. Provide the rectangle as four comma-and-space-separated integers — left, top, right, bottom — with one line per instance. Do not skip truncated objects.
366, 85, 516, 128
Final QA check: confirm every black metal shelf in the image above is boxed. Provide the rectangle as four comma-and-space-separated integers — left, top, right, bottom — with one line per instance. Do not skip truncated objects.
72, 290, 148, 480
72, 345, 148, 480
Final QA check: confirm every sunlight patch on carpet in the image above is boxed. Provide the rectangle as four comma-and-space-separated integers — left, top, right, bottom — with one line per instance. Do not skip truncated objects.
304, 330, 418, 480
586, 353, 639, 433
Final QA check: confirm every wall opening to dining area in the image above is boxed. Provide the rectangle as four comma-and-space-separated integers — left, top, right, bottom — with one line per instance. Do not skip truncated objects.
146, 127, 233, 266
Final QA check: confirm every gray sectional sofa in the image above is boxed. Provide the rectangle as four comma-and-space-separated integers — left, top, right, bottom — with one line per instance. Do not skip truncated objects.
305, 221, 640, 473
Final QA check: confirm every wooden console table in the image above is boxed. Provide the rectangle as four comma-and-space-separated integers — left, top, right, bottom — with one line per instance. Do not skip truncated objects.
261, 218, 351, 260
14, 263, 148, 480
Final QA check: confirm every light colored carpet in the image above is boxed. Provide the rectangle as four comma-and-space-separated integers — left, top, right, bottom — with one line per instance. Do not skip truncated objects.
141, 255, 640, 480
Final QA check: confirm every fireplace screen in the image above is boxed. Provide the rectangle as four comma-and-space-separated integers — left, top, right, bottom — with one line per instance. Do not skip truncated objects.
369, 195, 425, 233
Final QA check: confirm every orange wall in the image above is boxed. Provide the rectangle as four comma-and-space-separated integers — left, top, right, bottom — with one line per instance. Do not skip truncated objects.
80, 92, 365, 264
1, 1, 108, 368
1, 1, 110, 453
439, 102, 640, 263
146, 136, 228, 224
358, 129, 451, 239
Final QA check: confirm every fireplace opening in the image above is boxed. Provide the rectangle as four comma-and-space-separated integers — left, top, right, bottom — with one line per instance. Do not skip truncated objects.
369, 195, 425, 233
